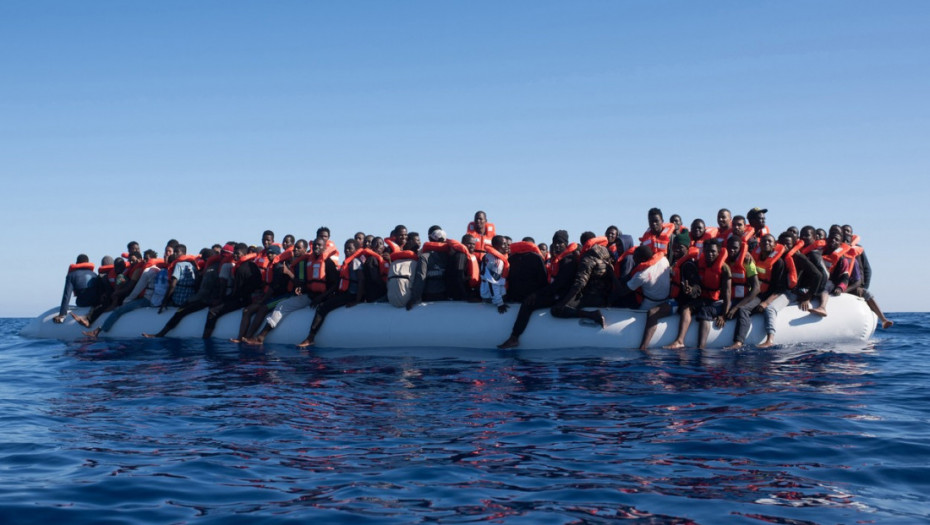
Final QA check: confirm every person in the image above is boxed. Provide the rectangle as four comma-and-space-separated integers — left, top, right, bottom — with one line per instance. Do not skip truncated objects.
405, 232, 421, 252
354, 231, 366, 247
141, 249, 219, 338
538, 242, 549, 264
550, 232, 612, 327
611, 229, 638, 281
316, 226, 341, 265
636, 234, 699, 349
664, 239, 730, 350
689, 219, 718, 253
81, 249, 163, 338
715, 208, 732, 240
202, 243, 263, 339
498, 230, 578, 349
640, 208, 675, 256
504, 239, 548, 303
842, 225, 893, 329
480, 235, 511, 313
95, 256, 125, 312
297, 239, 369, 347
447, 234, 480, 301
751, 233, 824, 348
233, 244, 289, 342
245, 238, 338, 344
669, 214, 688, 237
605, 225, 621, 260
721, 236, 761, 350
466, 211, 495, 261
747, 207, 771, 245
386, 240, 418, 307
611, 245, 671, 349
386, 225, 408, 254
160, 244, 198, 311
54, 254, 100, 323
407, 226, 452, 308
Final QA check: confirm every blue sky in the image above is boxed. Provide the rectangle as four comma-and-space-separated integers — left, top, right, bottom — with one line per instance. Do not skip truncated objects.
2, 1, 928, 316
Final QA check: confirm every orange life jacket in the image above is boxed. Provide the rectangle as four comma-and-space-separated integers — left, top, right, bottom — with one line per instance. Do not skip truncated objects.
670, 252, 698, 299
716, 226, 732, 240
801, 239, 827, 255
581, 236, 608, 254
822, 243, 852, 275
691, 230, 717, 252
509, 241, 542, 257
726, 242, 750, 299
698, 249, 728, 301
421, 241, 450, 254
338, 248, 384, 292
467, 222, 496, 259
752, 244, 794, 294
68, 262, 95, 273
483, 245, 510, 279
385, 239, 403, 254
614, 245, 638, 278
389, 250, 418, 262
640, 223, 675, 254
548, 243, 578, 283
166, 254, 199, 276
307, 245, 338, 294
448, 240, 480, 288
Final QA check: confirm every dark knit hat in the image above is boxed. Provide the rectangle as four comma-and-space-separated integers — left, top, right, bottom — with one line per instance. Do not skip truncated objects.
552, 230, 569, 245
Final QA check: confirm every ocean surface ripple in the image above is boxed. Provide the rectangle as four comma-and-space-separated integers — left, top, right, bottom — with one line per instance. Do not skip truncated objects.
1, 314, 929, 524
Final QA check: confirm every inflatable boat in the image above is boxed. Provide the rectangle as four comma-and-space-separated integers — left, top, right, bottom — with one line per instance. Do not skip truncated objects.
22, 294, 876, 349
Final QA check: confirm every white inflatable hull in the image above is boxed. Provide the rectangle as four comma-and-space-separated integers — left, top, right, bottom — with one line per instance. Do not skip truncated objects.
22, 294, 877, 349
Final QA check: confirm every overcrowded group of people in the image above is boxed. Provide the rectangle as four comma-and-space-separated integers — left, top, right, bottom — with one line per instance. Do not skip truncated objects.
56, 208, 892, 349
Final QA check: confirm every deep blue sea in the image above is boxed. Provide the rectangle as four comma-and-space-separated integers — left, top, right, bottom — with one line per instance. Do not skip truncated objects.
1, 315, 928, 524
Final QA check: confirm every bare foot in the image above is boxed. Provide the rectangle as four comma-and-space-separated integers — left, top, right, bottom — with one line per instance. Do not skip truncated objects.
70, 312, 90, 327
296, 338, 316, 348
81, 328, 100, 339
808, 307, 827, 317
756, 339, 775, 349
882, 320, 894, 329
242, 337, 263, 346
592, 310, 606, 328
663, 341, 685, 349
229, 338, 241, 343
723, 342, 743, 350
141, 332, 159, 338
498, 336, 519, 349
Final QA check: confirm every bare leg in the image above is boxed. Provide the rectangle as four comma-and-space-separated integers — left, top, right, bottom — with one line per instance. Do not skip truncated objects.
866, 297, 893, 329
296, 334, 316, 348
243, 325, 271, 345
235, 305, 258, 342
809, 291, 829, 317
640, 303, 672, 350
82, 327, 101, 339
756, 333, 776, 348
697, 320, 711, 349
70, 312, 90, 327
664, 307, 692, 349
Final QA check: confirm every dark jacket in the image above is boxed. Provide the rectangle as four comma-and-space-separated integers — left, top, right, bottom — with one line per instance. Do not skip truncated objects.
409, 251, 449, 303
505, 252, 548, 303
59, 268, 100, 317
446, 250, 478, 301
563, 244, 613, 307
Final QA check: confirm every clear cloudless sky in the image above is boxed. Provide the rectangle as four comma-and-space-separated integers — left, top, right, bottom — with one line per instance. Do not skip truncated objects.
2, 1, 928, 316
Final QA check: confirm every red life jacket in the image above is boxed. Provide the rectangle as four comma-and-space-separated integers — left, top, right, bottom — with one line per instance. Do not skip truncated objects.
68, 262, 95, 273
752, 244, 795, 294
614, 246, 638, 278
698, 249, 728, 301
822, 243, 852, 274
548, 243, 578, 283
509, 241, 542, 257
338, 248, 384, 292
307, 245, 338, 294
483, 245, 510, 279
448, 240, 480, 288
726, 242, 750, 299
716, 226, 732, 240
848, 234, 861, 247
691, 230, 717, 253
581, 236, 608, 254
801, 239, 826, 255
166, 254, 199, 276
389, 250, 418, 262
421, 241, 450, 254
385, 239, 402, 254
640, 223, 675, 254
467, 221, 495, 259
670, 252, 698, 299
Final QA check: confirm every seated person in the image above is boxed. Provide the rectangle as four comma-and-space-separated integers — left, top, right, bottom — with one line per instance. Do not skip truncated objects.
480, 235, 511, 313
55, 254, 100, 324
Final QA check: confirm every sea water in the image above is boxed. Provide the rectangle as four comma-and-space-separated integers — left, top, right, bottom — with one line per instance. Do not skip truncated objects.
0, 315, 928, 524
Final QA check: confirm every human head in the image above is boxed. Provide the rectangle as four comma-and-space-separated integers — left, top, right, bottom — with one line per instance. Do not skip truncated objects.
428, 225, 446, 243
364, 234, 374, 249
726, 236, 742, 262
164, 239, 178, 259
703, 239, 721, 264
262, 230, 275, 248
690, 219, 705, 240
491, 235, 506, 251
100, 255, 114, 267
760, 234, 776, 256
648, 208, 664, 235
580, 231, 596, 245
370, 237, 385, 254
474, 211, 487, 233
127, 241, 139, 253
354, 231, 366, 246
114, 257, 126, 273
605, 226, 619, 244
747, 208, 768, 231
778, 232, 794, 250
538, 242, 549, 259
312, 237, 326, 256
461, 234, 476, 253
551, 230, 569, 255
235, 243, 248, 258
633, 245, 654, 265
76, 254, 90, 264
282, 234, 295, 250
842, 224, 854, 243
670, 214, 683, 232
266, 244, 282, 260
717, 208, 731, 230
392, 225, 408, 248
826, 230, 843, 251
522, 236, 535, 243
143, 249, 158, 261
732, 215, 747, 237
344, 239, 358, 258
816, 228, 827, 241
672, 234, 689, 261
294, 239, 309, 257
211, 243, 222, 255
406, 232, 422, 251
316, 227, 331, 242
